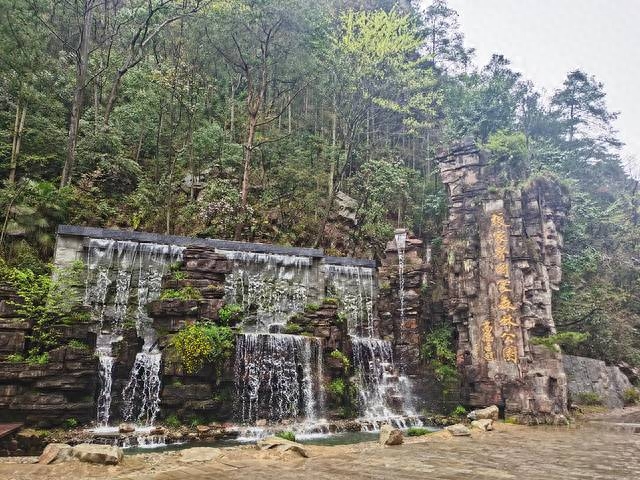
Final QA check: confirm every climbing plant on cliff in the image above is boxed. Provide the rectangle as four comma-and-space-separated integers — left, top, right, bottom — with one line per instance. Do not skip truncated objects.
171, 323, 235, 374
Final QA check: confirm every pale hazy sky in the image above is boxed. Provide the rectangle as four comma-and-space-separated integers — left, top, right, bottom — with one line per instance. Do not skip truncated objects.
433, 0, 639, 161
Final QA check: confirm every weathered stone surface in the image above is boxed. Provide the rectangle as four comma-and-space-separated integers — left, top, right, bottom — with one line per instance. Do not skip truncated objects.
118, 423, 136, 434
378, 424, 403, 446
72, 444, 123, 465
38, 443, 73, 464
467, 405, 499, 421
446, 423, 471, 436
563, 355, 634, 408
178, 447, 221, 463
257, 437, 309, 457
440, 141, 569, 421
470, 419, 494, 431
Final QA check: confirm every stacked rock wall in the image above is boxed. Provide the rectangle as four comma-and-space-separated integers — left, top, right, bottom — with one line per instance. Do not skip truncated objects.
439, 141, 570, 421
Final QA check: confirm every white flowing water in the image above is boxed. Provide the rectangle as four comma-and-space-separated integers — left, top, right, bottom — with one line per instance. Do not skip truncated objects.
83, 238, 184, 426
219, 249, 312, 332
234, 333, 324, 424
394, 231, 407, 337
121, 352, 163, 425
323, 264, 375, 337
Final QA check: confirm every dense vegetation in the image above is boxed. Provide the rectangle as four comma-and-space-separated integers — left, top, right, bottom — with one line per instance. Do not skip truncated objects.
0, 1, 638, 366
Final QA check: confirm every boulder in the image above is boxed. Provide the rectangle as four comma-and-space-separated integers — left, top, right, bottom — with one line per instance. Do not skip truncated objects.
378, 424, 404, 446
196, 425, 211, 434
467, 405, 499, 421
257, 436, 309, 458
470, 419, 494, 431
38, 443, 73, 464
178, 447, 221, 463
118, 423, 136, 434
150, 426, 165, 435
446, 424, 471, 436
255, 418, 268, 427
72, 444, 123, 465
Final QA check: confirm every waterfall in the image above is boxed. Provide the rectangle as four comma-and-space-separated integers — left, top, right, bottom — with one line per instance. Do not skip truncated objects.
83, 238, 183, 426
121, 352, 162, 425
394, 231, 407, 336
351, 336, 418, 427
219, 249, 312, 332
324, 264, 375, 337
234, 333, 324, 424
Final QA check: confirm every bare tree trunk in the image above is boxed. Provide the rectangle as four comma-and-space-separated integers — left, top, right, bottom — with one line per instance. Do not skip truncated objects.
230, 82, 235, 140
287, 94, 292, 134
9, 101, 27, 184
61, 0, 95, 188
234, 114, 257, 239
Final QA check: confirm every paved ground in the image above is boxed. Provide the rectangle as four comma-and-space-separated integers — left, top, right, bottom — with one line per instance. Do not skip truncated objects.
1, 412, 639, 480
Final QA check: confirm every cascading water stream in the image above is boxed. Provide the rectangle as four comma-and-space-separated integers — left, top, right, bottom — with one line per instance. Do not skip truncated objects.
84, 239, 183, 427
324, 264, 375, 337
234, 333, 324, 424
394, 231, 407, 338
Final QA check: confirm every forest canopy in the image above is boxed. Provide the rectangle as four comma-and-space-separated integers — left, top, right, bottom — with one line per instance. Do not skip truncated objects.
0, 0, 638, 366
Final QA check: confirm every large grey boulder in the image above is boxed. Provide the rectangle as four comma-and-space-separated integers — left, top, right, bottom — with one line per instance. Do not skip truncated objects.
38, 443, 73, 464
467, 405, 499, 421
257, 436, 308, 458
446, 424, 471, 436
378, 424, 404, 446
72, 444, 124, 465
178, 447, 221, 463
470, 419, 494, 431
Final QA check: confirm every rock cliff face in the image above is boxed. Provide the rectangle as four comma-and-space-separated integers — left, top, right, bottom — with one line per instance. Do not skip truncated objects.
439, 141, 570, 421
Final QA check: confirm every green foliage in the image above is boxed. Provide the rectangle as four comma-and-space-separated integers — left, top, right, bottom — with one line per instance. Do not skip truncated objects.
160, 286, 202, 301
575, 392, 602, 406
407, 427, 432, 437
622, 388, 640, 406
67, 340, 89, 351
283, 323, 303, 335
164, 414, 181, 428
330, 349, 350, 372
422, 325, 458, 389
62, 418, 78, 429
6, 353, 24, 363
275, 431, 296, 442
451, 405, 467, 417
304, 303, 320, 313
217, 304, 243, 325
171, 323, 235, 374
25, 351, 49, 365
328, 378, 346, 397
530, 332, 589, 352
0, 259, 86, 355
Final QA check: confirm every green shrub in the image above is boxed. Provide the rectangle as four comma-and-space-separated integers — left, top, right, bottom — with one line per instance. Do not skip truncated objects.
218, 303, 243, 324
622, 388, 640, 405
189, 416, 205, 427
531, 331, 589, 352
451, 405, 467, 417
304, 303, 320, 312
173, 271, 187, 281
171, 323, 234, 374
160, 286, 202, 301
26, 351, 49, 365
63, 418, 78, 429
6, 353, 24, 363
164, 414, 181, 428
422, 325, 458, 390
275, 431, 296, 442
407, 427, 432, 436
323, 297, 339, 306
575, 392, 602, 406
283, 323, 303, 334
330, 349, 350, 371
0, 260, 86, 355
328, 378, 346, 396
67, 340, 90, 351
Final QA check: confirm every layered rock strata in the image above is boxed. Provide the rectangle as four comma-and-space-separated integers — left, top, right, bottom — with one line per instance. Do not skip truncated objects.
439, 141, 570, 420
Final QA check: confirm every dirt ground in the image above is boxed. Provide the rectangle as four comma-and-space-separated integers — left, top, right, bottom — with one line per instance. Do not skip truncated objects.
1, 409, 639, 480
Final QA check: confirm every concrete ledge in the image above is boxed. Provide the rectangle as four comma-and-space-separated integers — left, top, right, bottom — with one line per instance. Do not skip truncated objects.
322, 256, 377, 269
57, 225, 375, 266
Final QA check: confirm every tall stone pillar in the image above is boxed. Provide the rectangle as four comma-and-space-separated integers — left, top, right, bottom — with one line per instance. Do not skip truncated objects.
439, 140, 570, 422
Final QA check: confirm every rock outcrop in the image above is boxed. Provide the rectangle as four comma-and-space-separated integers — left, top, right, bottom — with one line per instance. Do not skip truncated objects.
439, 141, 570, 421
563, 355, 634, 408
